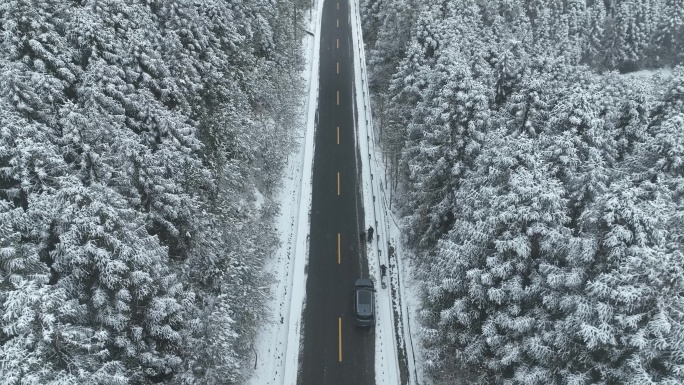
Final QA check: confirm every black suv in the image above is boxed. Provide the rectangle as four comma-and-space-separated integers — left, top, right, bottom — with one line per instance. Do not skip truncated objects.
353, 278, 375, 327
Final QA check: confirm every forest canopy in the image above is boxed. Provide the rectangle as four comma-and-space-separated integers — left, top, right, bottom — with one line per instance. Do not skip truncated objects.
360, 0, 684, 383
0, 0, 306, 383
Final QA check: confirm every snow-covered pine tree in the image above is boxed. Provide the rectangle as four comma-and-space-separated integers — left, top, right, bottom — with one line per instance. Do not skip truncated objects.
583, 1, 607, 68
654, 0, 684, 66
527, 5, 555, 58
635, 66, 684, 190
367, 0, 417, 96
493, 39, 530, 107
50, 182, 189, 382
59, 0, 208, 263
421, 130, 570, 384
0, 0, 80, 127
0, 108, 125, 382
401, 43, 491, 250
602, 1, 633, 70
500, 63, 554, 137
0, 3, 86, 378
565, 0, 588, 39
542, 75, 615, 227
611, 84, 652, 162
359, 0, 385, 43
633, 66, 684, 262
0, 122, 80, 384
574, 177, 684, 383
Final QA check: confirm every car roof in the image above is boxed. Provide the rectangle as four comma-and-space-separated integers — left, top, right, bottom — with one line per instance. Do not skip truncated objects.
356, 290, 373, 315
355, 278, 373, 288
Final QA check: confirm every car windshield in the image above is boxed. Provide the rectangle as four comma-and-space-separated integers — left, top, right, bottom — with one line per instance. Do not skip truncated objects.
356, 289, 373, 317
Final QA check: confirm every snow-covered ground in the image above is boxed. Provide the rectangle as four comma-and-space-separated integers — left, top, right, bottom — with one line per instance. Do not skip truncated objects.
626, 67, 673, 78
246, 0, 424, 384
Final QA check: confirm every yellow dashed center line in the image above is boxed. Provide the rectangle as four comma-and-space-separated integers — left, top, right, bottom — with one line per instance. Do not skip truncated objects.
337, 172, 340, 195
337, 90, 339, 105
337, 62, 339, 74
337, 126, 340, 144
338, 233, 341, 264
338, 318, 343, 362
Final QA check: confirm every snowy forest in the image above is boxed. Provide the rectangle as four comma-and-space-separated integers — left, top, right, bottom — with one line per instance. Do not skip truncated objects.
0, 0, 306, 383
360, 0, 684, 384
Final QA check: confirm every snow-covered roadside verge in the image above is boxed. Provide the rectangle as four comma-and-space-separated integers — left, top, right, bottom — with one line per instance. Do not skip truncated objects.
348, 0, 424, 383
246, 3, 323, 384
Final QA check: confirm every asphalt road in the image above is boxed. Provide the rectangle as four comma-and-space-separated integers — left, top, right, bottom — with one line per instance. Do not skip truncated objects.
298, 0, 374, 383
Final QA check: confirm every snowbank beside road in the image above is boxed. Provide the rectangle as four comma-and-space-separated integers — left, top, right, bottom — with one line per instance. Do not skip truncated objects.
246, 2, 322, 383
